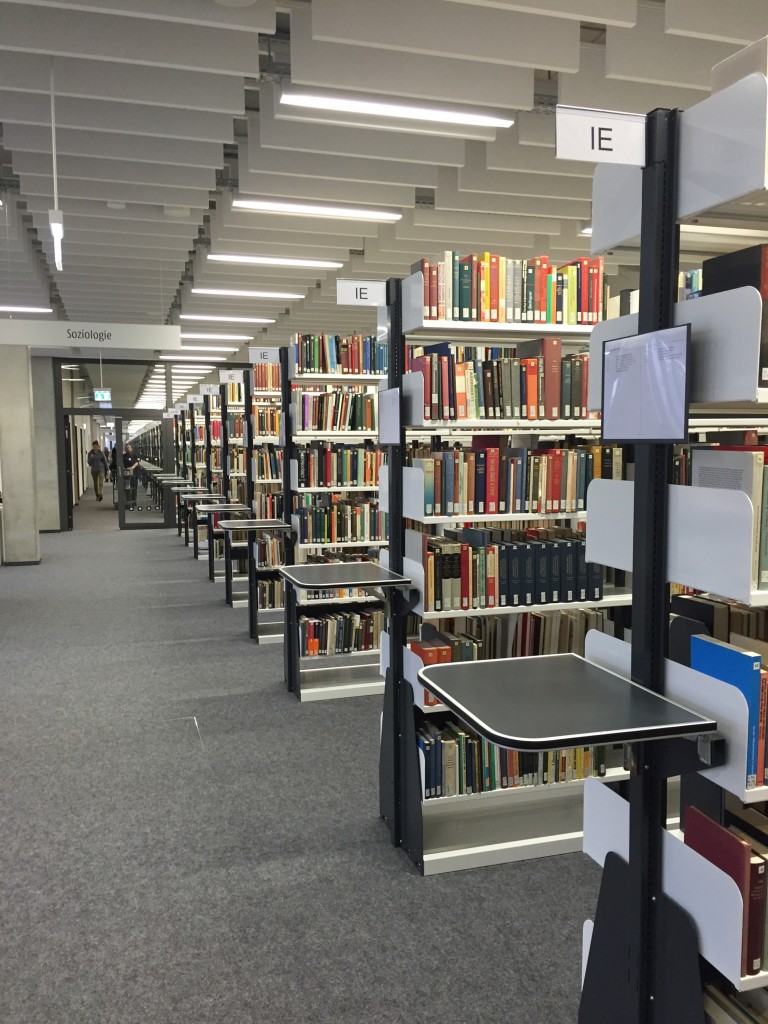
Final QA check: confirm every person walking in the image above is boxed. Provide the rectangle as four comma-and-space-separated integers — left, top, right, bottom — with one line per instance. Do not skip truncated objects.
122, 442, 141, 509
87, 441, 110, 502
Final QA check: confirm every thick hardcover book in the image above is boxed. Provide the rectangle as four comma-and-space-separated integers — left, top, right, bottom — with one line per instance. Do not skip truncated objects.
458, 259, 472, 320
670, 593, 730, 642
411, 259, 430, 319
685, 806, 760, 976
702, 244, 768, 301
691, 635, 762, 790
481, 361, 496, 419
668, 613, 711, 667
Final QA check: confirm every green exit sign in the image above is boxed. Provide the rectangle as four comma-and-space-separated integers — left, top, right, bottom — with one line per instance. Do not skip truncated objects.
94, 388, 111, 402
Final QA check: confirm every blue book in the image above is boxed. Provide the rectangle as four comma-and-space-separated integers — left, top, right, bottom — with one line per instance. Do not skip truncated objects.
690, 635, 762, 790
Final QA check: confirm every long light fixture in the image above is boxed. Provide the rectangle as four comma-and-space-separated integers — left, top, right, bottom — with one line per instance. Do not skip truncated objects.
208, 253, 344, 269
180, 314, 275, 324
49, 63, 64, 272
0, 305, 54, 313
159, 355, 226, 363
232, 197, 402, 222
180, 332, 254, 341
180, 345, 239, 353
280, 89, 514, 129
191, 287, 304, 299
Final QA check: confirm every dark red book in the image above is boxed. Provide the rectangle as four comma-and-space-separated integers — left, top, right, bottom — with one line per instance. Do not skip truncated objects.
685, 806, 762, 976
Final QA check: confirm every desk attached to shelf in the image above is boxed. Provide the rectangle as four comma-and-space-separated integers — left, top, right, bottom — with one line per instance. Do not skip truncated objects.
195, 503, 249, 582
219, 519, 290, 639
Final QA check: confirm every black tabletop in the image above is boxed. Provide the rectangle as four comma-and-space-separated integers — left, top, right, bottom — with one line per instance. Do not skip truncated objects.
280, 563, 411, 590
195, 503, 249, 513
417, 653, 716, 751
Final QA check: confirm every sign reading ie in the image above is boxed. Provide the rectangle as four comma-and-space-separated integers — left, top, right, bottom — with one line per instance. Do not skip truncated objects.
556, 105, 646, 167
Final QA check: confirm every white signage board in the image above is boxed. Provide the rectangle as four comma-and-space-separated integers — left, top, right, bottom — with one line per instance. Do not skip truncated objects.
336, 279, 387, 306
249, 346, 280, 364
219, 369, 244, 384
200, 384, 219, 396
0, 320, 181, 350
174, 404, 186, 415
189, 394, 204, 405
163, 411, 175, 419
556, 105, 646, 166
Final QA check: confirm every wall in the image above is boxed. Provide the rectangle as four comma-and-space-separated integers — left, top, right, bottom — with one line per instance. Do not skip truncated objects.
31, 357, 62, 531
0, 346, 40, 563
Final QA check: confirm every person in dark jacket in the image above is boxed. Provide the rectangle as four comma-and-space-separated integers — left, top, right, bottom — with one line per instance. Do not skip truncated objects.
87, 441, 110, 502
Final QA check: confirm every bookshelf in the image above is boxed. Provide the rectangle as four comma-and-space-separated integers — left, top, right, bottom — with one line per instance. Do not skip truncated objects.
377, 277, 635, 875
279, 337, 390, 701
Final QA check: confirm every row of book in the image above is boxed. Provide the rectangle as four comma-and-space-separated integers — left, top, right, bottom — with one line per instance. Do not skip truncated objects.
407, 442, 624, 518
252, 444, 283, 483
409, 341, 593, 422
294, 442, 384, 490
223, 382, 244, 405
412, 252, 604, 325
417, 711, 609, 800
298, 608, 385, 657
411, 606, 614, 672
419, 527, 604, 613
293, 501, 387, 545
257, 578, 284, 611
294, 390, 377, 433
252, 491, 285, 520
253, 363, 280, 392
678, 268, 702, 301
229, 450, 248, 474
672, 593, 768, 647
251, 405, 280, 438
293, 333, 388, 377
300, 553, 383, 603
226, 413, 246, 439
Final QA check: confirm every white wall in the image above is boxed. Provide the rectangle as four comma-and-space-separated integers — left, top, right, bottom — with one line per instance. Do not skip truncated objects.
31, 357, 62, 531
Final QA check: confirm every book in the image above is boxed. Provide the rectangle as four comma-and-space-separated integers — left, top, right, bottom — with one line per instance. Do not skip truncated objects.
684, 805, 760, 976
691, 635, 763, 790
702, 244, 768, 385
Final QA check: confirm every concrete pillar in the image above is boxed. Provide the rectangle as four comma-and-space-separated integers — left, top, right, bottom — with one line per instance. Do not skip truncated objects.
31, 357, 62, 532
0, 346, 41, 564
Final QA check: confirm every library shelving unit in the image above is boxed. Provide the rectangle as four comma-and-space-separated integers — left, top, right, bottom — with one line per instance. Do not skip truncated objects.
186, 397, 206, 489
244, 357, 285, 640
173, 408, 185, 479
220, 518, 290, 641
279, 338, 390, 701
377, 272, 632, 876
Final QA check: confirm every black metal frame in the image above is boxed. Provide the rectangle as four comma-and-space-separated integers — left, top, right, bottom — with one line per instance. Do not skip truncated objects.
221, 382, 230, 501
280, 347, 299, 692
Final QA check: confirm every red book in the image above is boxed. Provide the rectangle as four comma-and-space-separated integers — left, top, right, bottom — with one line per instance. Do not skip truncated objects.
410, 640, 439, 667
410, 354, 431, 422
533, 256, 549, 323
429, 264, 438, 319
440, 356, 451, 420
489, 254, 500, 322
486, 543, 497, 608
486, 447, 500, 515
411, 258, 430, 319
460, 542, 471, 610
520, 358, 539, 420
685, 806, 761, 976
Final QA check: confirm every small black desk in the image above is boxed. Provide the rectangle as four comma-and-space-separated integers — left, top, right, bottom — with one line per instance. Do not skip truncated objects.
187, 493, 228, 559
219, 519, 290, 638
417, 653, 716, 751
196, 503, 249, 581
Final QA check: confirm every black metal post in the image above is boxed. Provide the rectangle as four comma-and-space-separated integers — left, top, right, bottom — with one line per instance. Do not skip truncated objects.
221, 383, 230, 502
280, 347, 298, 692
248, 531, 259, 641
244, 367, 254, 514
204, 395, 213, 494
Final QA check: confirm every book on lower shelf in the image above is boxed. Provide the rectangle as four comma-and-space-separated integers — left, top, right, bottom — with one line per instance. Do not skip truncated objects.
294, 441, 384, 490
294, 389, 377, 432
293, 332, 388, 376
299, 607, 385, 657
292, 500, 386, 545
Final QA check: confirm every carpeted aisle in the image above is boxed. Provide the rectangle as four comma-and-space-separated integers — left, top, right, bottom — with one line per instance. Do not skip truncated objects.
0, 519, 601, 1024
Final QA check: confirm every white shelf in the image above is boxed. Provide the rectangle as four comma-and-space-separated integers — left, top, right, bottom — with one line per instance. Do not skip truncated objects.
292, 373, 387, 384
298, 595, 382, 607
422, 766, 629, 810
252, 391, 281, 398
585, 630, 768, 807
402, 272, 594, 338
588, 287, 765, 410
583, 776, 766, 992
294, 430, 380, 440
400, 370, 601, 433
252, 478, 282, 485
296, 540, 388, 550
380, 464, 585, 523
252, 435, 280, 443
586, 478, 763, 605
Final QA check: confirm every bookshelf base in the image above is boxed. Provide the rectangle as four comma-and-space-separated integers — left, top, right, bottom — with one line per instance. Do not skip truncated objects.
297, 658, 383, 702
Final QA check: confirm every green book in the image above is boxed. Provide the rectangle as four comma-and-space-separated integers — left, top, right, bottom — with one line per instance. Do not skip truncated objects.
458, 260, 472, 321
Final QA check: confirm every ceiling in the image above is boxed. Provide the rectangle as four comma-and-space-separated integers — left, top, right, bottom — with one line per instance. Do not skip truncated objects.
1, 0, 767, 395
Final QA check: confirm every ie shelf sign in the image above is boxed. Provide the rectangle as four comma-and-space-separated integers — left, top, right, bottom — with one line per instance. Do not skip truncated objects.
556, 105, 646, 166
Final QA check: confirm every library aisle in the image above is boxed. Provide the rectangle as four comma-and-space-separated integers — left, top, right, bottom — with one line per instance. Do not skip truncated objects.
0, 521, 599, 1024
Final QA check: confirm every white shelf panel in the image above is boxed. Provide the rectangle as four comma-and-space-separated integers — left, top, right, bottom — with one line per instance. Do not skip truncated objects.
298, 679, 384, 702
296, 540, 388, 549
252, 391, 281, 398
298, 595, 381, 607
251, 435, 281, 443
585, 630, 768, 806
586, 479, 758, 604
294, 431, 380, 440
422, 766, 630, 811
380, 631, 447, 713
402, 272, 593, 339
380, 463, 584, 522
583, 777, 765, 992
401, 368, 600, 433
588, 287, 764, 411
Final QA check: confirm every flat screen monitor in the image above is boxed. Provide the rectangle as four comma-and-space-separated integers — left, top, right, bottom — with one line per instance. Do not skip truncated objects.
601, 323, 691, 443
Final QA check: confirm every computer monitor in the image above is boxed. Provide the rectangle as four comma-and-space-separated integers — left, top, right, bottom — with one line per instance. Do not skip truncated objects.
601, 323, 691, 443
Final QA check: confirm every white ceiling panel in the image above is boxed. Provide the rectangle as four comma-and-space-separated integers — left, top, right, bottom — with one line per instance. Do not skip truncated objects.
437, 167, 590, 220
410, 207, 563, 235
311, 0, 581, 71
255, 100, 468, 166
0, 53, 245, 112
514, 111, 556, 148
212, 213, 366, 243
439, 0, 636, 24
665, 0, 768, 44
238, 165, 416, 209
2, 125, 224, 167
17, 176, 210, 206
0, 92, 237, 141
0, 0, 275, 32
458, 152, 592, 200
21, 196, 208, 224
606, 5, 737, 91
481, 130, 593, 177
0, 4, 263, 74
28, 212, 199, 238
290, 5, 533, 109
559, 44, 712, 113
242, 136, 439, 188
11, 153, 216, 189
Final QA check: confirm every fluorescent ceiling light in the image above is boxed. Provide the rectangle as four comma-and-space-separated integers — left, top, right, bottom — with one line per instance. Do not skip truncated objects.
160, 355, 226, 363
0, 305, 54, 313
680, 223, 768, 238
208, 253, 344, 269
578, 223, 593, 237
280, 90, 514, 129
180, 345, 239, 353
62, 377, 85, 381
180, 314, 275, 324
49, 209, 64, 272
191, 288, 304, 299
61, 363, 79, 369
232, 198, 401, 222
180, 332, 253, 341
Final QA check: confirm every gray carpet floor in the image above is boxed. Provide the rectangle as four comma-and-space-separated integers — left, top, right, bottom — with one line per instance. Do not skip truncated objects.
0, 491, 601, 1024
